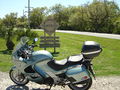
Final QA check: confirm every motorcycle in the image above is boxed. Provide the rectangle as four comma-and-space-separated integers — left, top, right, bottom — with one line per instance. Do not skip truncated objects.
9, 36, 102, 90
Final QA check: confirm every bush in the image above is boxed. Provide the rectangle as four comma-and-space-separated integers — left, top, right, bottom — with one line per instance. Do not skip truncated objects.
6, 40, 15, 50
15, 28, 39, 41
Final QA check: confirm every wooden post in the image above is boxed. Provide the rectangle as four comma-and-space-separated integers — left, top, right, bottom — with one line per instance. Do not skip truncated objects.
54, 32, 56, 53
44, 31, 46, 50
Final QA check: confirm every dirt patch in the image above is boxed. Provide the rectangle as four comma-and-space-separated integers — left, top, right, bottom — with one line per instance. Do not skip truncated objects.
0, 72, 120, 90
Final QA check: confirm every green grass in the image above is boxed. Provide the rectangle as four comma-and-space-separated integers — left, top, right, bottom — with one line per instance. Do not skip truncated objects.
0, 38, 13, 72
0, 31, 120, 76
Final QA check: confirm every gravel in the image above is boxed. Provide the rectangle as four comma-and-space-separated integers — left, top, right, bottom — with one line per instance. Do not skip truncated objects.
0, 72, 120, 90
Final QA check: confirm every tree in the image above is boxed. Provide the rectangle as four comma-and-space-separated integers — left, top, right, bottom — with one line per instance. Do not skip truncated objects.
16, 16, 27, 28
113, 16, 120, 34
15, 28, 39, 41
1, 13, 17, 50
3, 13, 17, 28
69, 6, 90, 31
0, 1, 120, 34
50, 4, 71, 29
30, 7, 47, 28
87, 0, 120, 33
0, 19, 6, 37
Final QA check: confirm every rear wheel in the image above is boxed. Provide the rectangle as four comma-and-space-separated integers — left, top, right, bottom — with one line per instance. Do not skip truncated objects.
9, 69, 29, 86
68, 77, 92, 90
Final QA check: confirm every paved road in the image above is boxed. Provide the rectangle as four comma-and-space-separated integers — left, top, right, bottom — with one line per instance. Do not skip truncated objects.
33, 29, 120, 40
56, 30, 120, 40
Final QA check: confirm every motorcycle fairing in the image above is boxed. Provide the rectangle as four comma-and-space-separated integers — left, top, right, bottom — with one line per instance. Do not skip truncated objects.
29, 50, 89, 84
34, 64, 48, 78
66, 65, 90, 83
32, 50, 53, 61
35, 60, 90, 84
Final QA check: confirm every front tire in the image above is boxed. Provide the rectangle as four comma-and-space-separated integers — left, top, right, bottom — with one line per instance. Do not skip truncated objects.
68, 77, 92, 90
9, 69, 29, 86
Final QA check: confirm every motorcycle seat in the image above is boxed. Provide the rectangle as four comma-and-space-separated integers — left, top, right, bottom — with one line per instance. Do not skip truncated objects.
48, 54, 83, 71
54, 59, 68, 65
54, 54, 83, 65
68, 54, 83, 62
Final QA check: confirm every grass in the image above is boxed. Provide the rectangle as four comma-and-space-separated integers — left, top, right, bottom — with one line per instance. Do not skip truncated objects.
0, 38, 13, 72
0, 31, 120, 76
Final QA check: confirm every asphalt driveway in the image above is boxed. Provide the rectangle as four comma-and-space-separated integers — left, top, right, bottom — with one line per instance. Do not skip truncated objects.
33, 29, 120, 40
56, 30, 120, 40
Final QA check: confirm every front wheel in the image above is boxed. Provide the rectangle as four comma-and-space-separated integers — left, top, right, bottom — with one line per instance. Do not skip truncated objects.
9, 69, 29, 86
68, 77, 92, 90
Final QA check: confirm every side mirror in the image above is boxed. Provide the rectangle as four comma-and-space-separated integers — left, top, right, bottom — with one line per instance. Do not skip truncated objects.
34, 38, 38, 42
33, 38, 38, 44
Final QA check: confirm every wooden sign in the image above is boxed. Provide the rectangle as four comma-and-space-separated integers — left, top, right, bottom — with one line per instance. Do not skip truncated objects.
40, 17, 60, 53
40, 17, 59, 36
40, 36, 60, 48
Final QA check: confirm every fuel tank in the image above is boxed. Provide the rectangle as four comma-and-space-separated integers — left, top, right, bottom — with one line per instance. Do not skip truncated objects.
32, 50, 53, 62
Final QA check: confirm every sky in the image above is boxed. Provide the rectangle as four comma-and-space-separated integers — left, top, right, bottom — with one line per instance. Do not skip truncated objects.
0, 0, 120, 18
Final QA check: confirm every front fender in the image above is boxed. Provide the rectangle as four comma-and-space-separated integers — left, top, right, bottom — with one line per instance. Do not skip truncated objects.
10, 66, 20, 72
9, 66, 23, 76
10, 66, 17, 71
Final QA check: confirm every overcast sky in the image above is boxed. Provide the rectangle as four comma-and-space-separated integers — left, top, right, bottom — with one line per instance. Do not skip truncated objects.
0, 0, 119, 18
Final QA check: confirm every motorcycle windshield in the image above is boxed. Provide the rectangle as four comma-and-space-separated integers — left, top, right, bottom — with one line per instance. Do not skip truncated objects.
12, 36, 29, 55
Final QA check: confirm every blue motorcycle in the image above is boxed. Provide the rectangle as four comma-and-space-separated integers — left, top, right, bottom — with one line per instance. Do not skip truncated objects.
9, 36, 102, 90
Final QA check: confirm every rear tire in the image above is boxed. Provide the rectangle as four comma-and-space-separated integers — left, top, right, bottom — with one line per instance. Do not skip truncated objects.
9, 69, 29, 86
68, 77, 92, 90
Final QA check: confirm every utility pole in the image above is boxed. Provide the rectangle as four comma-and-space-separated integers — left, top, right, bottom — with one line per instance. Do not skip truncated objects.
28, 0, 30, 29
24, 0, 33, 29
25, 0, 31, 29
22, 10, 25, 22
23, 10, 24, 17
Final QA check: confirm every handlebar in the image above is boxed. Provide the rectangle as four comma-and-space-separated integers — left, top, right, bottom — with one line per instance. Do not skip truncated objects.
29, 44, 39, 48
17, 44, 39, 59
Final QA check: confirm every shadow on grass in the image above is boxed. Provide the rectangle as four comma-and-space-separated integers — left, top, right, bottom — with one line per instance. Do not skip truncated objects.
6, 85, 50, 90
0, 50, 12, 55
51, 52, 59, 57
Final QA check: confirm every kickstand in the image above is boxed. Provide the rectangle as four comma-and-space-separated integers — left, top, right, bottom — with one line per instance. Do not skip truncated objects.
48, 84, 53, 90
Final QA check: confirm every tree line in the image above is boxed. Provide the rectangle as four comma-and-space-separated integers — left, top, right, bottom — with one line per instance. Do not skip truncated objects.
0, 0, 120, 50
0, 0, 120, 33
